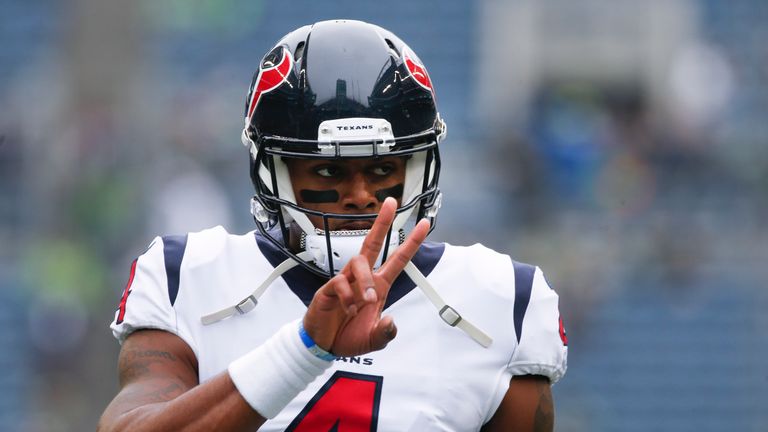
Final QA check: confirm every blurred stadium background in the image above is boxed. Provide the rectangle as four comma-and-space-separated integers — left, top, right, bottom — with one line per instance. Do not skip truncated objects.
1, 0, 766, 430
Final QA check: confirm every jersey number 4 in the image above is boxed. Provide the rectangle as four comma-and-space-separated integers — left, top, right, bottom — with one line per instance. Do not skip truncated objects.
286, 371, 383, 432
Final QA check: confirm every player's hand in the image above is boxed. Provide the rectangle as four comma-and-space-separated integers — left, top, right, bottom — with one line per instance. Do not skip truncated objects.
303, 197, 430, 357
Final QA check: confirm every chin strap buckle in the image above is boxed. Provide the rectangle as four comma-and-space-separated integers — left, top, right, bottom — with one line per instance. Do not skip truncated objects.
235, 296, 258, 314
439, 305, 462, 327
404, 262, 493, 348
201, 252, 313, 325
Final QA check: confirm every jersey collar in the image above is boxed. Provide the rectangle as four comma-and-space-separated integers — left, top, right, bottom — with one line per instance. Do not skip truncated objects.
254, 230, 445, 309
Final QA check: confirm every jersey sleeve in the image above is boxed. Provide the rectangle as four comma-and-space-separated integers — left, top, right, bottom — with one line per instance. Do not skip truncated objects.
507, 266, 568, 383
110, 237, 180, 344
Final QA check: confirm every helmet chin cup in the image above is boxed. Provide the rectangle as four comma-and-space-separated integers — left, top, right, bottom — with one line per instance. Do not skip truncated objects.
250, 198, 270, 223
303, 229, 401, 275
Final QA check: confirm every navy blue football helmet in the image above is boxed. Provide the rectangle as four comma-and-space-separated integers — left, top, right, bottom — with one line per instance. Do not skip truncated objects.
242, 19, 446, 277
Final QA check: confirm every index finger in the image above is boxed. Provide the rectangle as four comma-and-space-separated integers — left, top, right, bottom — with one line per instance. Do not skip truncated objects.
358, 197, 398, 267
376, 218, 430, 285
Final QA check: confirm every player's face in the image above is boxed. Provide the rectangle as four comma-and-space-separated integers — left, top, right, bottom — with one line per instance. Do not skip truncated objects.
285, 156, 407, 231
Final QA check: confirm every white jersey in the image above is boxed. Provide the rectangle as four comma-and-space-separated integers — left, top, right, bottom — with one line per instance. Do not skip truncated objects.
111, 226, 567, 431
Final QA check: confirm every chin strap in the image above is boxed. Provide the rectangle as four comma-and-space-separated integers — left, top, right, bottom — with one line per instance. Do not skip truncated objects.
403, 261, 493, 348
201, 251, 493, 348
201, 251, 313, 325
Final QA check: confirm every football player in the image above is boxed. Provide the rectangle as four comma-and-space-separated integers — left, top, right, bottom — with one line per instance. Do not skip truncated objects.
99, 20, 567, 431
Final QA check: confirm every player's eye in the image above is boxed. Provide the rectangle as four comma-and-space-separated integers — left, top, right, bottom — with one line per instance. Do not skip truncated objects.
315, 165, 341, 178
370, 164, 394, 176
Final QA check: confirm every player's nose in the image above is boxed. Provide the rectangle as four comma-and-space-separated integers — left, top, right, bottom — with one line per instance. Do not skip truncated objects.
341, 172, 377, 211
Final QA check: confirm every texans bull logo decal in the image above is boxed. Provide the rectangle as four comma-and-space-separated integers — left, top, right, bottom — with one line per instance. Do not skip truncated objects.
403, 47, 433, 92
246, 47, 293, 120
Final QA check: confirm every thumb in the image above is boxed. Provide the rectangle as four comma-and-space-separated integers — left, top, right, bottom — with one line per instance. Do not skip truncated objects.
369, 316, 397, 351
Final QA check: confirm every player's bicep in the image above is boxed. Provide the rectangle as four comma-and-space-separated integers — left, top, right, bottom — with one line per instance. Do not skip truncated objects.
105, 330, 199, 417
482, 375, 554, 432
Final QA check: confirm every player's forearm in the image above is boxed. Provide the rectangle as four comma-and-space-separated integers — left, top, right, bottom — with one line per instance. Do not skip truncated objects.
98, 372, 266, 432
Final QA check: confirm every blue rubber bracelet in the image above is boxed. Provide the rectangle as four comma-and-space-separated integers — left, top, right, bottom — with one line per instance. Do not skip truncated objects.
298, 322, 337, 361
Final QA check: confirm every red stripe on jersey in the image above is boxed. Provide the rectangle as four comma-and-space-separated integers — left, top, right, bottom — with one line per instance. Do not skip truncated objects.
116, 259, 138, 324
559, 316, 568, 346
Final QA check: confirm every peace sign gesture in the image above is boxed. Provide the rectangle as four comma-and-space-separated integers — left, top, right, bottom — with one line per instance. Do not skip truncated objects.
302, 197, 430, 357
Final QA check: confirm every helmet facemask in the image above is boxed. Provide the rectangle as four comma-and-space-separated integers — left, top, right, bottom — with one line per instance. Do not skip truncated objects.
244, 115, 444, 277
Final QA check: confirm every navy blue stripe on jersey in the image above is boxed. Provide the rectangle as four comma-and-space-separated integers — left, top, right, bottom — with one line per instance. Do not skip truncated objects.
162, 234, 188, 306
396, 241, 443, 308
512, 261, 536, 344
255, 231, 444, 309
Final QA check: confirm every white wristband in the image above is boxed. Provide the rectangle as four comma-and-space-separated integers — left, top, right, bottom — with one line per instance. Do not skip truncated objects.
228, 319, 333, 418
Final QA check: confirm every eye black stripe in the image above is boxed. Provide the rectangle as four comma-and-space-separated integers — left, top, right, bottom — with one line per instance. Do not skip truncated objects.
300, 189, 340, 203
375, 184, 404, 202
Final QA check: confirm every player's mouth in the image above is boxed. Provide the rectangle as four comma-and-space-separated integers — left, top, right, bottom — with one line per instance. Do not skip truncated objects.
334, 221, 374, 231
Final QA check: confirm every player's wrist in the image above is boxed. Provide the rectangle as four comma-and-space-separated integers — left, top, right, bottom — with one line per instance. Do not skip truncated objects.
228, 319, 332, 419
298, 320, 338, 361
